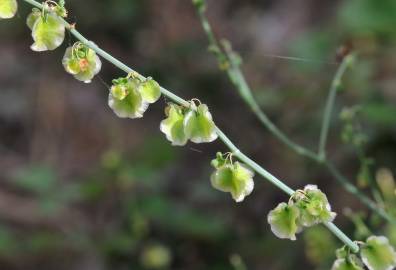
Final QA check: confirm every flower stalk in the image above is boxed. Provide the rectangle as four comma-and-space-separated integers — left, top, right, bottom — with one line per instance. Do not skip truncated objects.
18, 0, 360, 252
192, 0, 396, 226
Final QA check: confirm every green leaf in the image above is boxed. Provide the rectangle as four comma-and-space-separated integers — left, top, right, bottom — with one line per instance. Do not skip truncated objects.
30, 13, 65, 52
331, 257, 365, 270
108, 79, 148, 119
0, 0, 17, 19
267, 202, 301, 241
160, 103, 188, 146
62, 45, 102, 83
360, 236, 396, 270
297, 185, 336, 226
183, 104, 218, 144
210, 162, 254, 202
138, 78, 161, 104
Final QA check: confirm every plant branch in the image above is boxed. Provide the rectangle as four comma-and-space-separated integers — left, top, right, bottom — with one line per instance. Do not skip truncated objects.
325, 161, 396, 225
194, 3, 319, 162
21, 0, 359, 252
191, 0, 396, 227
318, 55, 354, 159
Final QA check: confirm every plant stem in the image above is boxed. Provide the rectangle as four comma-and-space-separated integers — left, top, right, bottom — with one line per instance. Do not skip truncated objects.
195, 8, 319, 162
21, 0, 359, 252
318, 55, 354, 159
192, 0, 396, 226
325, 161, 396, 225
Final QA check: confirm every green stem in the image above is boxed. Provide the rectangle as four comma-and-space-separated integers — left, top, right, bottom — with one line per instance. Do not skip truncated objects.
196, 8, 319, 162
318, 55, 354, 159
192, 1, 396, 226
21, 0, 359, 252
325, 161, 396, 225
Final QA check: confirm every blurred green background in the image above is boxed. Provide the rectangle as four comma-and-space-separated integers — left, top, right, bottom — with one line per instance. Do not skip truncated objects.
0, 0, 396, 269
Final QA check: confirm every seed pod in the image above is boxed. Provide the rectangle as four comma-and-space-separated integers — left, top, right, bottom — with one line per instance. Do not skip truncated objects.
29, 12, 65, 51
183, 104, 218, 143
160, 103, 188, 146
331, 257, 364, 270
26, 8, 41, 30
267, 202, 301, 241
210, 161, 254, 202
296, 185, 336, 226
0, 0, 17, 19
111, 83, 129, 101
138, 77, 161, 104
62, 44, 102, 83
108, 79, 148, 119
360, 236, 396, 270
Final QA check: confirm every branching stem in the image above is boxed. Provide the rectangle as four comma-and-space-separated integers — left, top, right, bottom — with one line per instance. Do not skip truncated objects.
318, 55, 354, 159
21, 0, 359, 252
193, 0, 396, 227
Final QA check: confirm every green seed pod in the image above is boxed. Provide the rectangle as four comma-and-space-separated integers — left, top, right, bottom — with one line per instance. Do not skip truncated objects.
0, 0, 17, 19
296, 185, 336, 227
160, 103, 188, 146
64, 57, 81, 75
210, 161, 254, 202
111, 84, 129, 101
62, 45, 102, 83
360, 236, 396, 270
108, 79, 148, 119
138, 77, 161, 104
183, 103, 218, 144
331, 256, 365, 270
267, 202, 301, 241
211, 152, 227, 169
30, 12, 65, 51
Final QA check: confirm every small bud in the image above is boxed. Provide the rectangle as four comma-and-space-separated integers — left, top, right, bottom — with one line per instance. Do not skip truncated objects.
29, 11, 65, 52
160, 103, 188, 146
210, 152, 227, 169
0, 0, 17, 19
54, 1, 68, 18
210, 160, 254, 202
183, 103, 218, 143
267, 202, 301, 241
360, 236, 396, 270
141, 243, 172, 269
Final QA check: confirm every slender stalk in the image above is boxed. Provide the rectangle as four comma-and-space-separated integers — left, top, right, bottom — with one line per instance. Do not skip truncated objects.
192, 0, 396, 226
195, 6, 319, 162
325, 161, 396, 225
21, 0, 359, 252
318, 55, 354, 159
